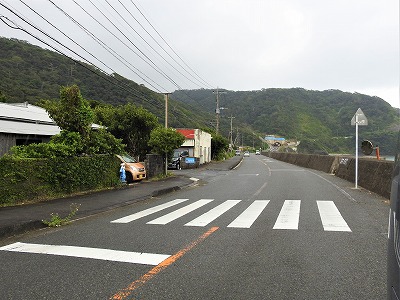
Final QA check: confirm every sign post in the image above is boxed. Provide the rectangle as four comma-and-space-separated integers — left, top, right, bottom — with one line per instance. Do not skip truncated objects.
351, 108, 368, 189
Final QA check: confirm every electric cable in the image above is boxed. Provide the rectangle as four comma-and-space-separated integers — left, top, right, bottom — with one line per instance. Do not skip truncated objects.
0, 11, 163, 108
130, 0, 215, 89
81, 0, 182, 91
113, 0, 207, 89
17, 0, 165, 94
47, 0, 167, 93
0, 1, 217, 129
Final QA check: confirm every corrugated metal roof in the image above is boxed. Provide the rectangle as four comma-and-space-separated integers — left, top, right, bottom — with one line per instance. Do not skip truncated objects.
0, 103, 60, 135
0, 102, 102, 135
0, 102, 55, 123
0, 119, 61, 135
177, 129, 195, 139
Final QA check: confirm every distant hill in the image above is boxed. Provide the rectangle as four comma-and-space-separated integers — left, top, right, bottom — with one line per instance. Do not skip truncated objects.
1, 37, 398, 155
172, 88, 399, 155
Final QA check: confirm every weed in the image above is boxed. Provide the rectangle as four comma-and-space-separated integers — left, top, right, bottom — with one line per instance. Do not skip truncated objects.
42, 203, 81, 227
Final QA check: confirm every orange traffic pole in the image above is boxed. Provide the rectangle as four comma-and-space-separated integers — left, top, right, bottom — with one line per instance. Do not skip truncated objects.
376, 146, 380, 160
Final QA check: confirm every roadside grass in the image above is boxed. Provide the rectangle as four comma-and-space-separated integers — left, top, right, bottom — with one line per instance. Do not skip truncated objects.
42, 203, 81, 227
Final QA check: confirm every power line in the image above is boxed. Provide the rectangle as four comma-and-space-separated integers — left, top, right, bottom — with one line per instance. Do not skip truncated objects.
18, 0, 161, 92
82, 0, 182, 91
130, 0, 214, 89
46, 0, 167, 93
0, 0, 219, 129
2, 0, 214, 92
0, 7, 162, 108
103, 0, 204, 90
116, 0, 212, 89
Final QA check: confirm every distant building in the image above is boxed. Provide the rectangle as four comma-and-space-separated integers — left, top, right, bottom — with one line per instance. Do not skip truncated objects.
176, 128, 212, 164
265, 135, 286, 143
0, 102, 61, 156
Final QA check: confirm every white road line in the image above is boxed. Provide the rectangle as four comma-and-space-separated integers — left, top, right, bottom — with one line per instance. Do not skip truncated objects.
317, 201, 352, 232
227, 200, 269, 228
269, 169, 305, 172
273, 200, 301, 230
147, 199, 214, 225
185, 200, 241, 227
309, 171, 356, 202
110, 199, 189, 223
238, 174, 259, 176
0, 242, 170, 266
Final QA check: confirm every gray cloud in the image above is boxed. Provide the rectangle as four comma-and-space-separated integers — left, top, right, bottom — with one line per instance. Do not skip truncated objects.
1, 0, 398, 107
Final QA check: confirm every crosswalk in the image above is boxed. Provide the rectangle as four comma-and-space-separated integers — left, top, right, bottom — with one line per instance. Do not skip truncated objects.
111, 199, 352, 232
0, 199, 352, 267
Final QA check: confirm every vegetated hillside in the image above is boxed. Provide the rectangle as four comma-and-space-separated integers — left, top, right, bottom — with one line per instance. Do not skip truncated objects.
173, 88, 399, 155
0, 37, 211, 129
1, 37, 398, 155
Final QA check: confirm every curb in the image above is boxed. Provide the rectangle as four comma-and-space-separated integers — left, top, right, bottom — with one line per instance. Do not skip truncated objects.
151, 185, 182, 197
0, 179, 195, 241
231, 157, 244, 170
0, 220, 46, 241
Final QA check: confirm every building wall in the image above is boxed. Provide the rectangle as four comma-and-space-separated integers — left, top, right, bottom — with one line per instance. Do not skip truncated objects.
176, 128, 212, 165
190, 129, 211, 164
0, 133, 51, 156
197, 130, 211, 164
0, 133, 15, 157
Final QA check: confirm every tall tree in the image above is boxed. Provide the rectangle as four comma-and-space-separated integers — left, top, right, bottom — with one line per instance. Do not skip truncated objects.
94, 103, 159, 159
45, 85, 94, 141
148, 127, 185, 174
41, 85, 124, 155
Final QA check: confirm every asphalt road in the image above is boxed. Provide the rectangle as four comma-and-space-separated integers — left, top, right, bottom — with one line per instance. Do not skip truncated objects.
0, 155, 389, 299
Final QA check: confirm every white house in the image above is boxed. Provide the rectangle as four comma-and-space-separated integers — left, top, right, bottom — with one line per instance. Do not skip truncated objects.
176, 128, 212, 164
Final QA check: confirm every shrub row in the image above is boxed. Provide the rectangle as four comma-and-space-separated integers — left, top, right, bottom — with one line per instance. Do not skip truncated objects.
0, 155, 121, 206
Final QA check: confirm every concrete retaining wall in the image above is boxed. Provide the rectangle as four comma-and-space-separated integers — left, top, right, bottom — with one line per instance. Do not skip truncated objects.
267, 152, 394, 199
269, 152, 337, 173
145, 154, 164, 178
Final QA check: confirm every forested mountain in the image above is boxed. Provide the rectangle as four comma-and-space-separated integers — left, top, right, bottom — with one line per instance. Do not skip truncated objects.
1, 37, 398, 155
0, 37, 212, 130
173, 88, 399, 155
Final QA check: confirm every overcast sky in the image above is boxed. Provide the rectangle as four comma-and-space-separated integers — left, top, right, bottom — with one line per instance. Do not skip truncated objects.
1, 0, 399, 108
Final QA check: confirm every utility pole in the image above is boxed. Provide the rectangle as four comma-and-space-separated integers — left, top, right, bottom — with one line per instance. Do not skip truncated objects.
213, 87, 226, 134
164, 93, 171, 128
234, 127, 239, 147
228, 115, 235, 148
163, 93, 171, 176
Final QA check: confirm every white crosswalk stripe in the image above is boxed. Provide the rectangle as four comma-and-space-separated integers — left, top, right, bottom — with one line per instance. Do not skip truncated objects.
273, 200, 301, 230
111, 198, 189, 223
227, 200, 270, 228
185, 200, 241, 227
147, 199, 213, 225
110, 199, 352, 232
317, 201, 352, 232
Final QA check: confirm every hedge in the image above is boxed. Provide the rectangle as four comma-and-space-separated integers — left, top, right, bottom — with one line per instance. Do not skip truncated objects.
0, 155, 121, 206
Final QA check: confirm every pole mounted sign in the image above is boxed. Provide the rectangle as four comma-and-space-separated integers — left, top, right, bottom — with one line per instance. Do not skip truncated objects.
351, 108, 368, 126
351, 108, 368, 189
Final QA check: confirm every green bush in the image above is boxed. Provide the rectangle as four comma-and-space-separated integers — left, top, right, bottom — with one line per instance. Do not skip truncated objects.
10, 142, 76, 158
9, 130, 125, 158
211, 134, 229, 160
0, 155, 121, 206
